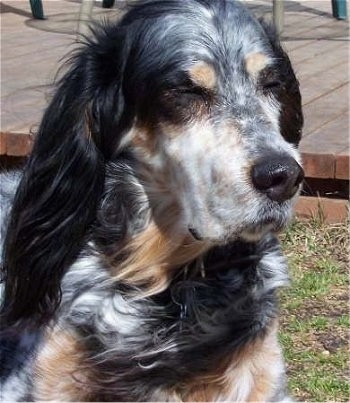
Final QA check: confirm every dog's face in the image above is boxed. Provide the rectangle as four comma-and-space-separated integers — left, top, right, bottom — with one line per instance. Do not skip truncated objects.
124, 1, 304, 243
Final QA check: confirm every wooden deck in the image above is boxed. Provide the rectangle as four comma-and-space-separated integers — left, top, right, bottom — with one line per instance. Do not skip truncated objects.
1, 0, 349, 184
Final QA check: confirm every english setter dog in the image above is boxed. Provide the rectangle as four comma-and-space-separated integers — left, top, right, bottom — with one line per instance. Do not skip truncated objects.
0, 0, 304, 401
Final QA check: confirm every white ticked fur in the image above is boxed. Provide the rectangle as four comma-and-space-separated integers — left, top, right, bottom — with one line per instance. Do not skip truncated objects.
134, 110, 302, 243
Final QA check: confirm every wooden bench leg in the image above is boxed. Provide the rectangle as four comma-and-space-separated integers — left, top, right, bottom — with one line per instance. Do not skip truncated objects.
77, 0, 94, 36
332, 0, 348, 20
273, 0, 284, 35
29, 0, 45, 19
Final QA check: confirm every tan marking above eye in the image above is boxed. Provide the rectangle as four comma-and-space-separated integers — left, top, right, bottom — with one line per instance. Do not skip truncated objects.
188, 62, 217, 90
245, 52, 270, 79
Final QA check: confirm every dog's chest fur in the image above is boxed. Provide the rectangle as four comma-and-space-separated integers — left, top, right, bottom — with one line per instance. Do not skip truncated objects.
32, 236, 289, 401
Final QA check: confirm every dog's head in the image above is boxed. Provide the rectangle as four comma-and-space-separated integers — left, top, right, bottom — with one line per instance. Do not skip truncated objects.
120, 0, 304, 243
1, 0, 303, 326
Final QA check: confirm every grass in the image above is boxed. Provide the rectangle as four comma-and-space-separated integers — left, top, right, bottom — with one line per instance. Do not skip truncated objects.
279, 213, 349, 402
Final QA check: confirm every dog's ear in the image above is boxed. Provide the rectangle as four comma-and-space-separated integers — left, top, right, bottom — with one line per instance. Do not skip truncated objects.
259, 19, 303, 145
1, 27, 133, 328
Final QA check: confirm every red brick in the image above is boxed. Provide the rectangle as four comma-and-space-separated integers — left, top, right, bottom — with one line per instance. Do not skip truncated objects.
335, 153, 349, 180
301, 152, 335, 179
0, 132, 8, 155
295, 196, 348, 224
6, 133, 33, 156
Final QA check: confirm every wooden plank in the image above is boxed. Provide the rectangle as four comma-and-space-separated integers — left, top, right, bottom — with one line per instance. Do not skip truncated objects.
297, 51, 347, 81
300, 111, 349, 155
302, 84, 349, 136
2, 40, 71, 61
288, 39, 349, 66
282, 18, 348, 52
300, 62, 349, 105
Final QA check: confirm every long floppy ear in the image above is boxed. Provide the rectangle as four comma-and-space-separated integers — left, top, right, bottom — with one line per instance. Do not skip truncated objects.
259, 19, 303, 145
1, 25, 133, 328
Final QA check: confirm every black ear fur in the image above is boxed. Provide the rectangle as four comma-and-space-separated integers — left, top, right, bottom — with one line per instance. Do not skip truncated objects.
1, 26, 133, 328
259, 19, 303, 145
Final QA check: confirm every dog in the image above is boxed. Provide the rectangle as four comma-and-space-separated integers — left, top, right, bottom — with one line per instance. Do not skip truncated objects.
0, 0, 304, 401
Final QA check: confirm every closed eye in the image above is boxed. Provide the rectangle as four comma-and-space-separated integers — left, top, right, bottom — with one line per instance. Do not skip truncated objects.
157, 85, 213, 123
258, 67, 283, 94
176, 84, 212, 98
262, 80, 282, 91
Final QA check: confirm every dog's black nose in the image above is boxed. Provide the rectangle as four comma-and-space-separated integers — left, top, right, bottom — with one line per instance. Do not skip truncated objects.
251, 156, 304, 202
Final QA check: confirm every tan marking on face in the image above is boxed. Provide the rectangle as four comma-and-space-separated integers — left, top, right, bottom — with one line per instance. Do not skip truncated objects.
159, 122, 186, 138
177, 319, 284, 401
131, 125, 158, 157
245, 52, 270, 79
34, 330, 91, 401
188, 61, 216, 90
111, 203, 210, 296
131, 123, 186, 158
118, 124, 210, 296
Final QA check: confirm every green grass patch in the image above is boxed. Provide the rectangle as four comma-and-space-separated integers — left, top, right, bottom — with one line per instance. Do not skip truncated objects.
289, 371, 349, 402
337, 315, 350, 328
279, 216, 349, 401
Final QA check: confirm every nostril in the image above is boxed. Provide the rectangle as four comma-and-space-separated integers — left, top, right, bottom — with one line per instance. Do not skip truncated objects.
271, 173, 286, 187
269, 171, 288, 189
252, 156, 304, 202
